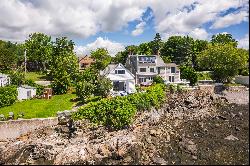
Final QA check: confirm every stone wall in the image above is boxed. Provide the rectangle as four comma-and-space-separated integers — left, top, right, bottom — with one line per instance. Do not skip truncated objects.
235, 76, 249, 86
0, 118, 58, 141
225, 85, 248, 92
198, 85, 215, 94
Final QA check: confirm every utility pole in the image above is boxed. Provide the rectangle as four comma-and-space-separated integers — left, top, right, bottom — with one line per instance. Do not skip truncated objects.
24, 49, 27, 78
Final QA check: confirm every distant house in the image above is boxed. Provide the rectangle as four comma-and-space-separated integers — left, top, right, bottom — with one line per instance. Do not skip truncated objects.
78, 55, 95, 70
125, 54, 181, 85
100, 63, 136, 93
17, 85, 36, 100
0, 73, 10, 87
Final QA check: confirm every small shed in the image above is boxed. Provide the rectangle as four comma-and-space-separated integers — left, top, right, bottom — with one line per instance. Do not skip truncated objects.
0, 73, 10, 87
43, 88, 52, 99
17, 85, 36, 100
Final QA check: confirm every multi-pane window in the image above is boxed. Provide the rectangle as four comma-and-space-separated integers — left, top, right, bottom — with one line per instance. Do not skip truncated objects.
115, 70, 125, 74
150, 68, 154, 72
169, 76, 175, 82
171, 67, 176, 73
140, 68, 146, 72
139, 77, 147, 83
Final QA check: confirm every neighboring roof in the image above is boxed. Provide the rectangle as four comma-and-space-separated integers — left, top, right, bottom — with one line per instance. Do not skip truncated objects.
100, 64, 118, 76
156, 56, 166, 67
101, 63, 135, 79
165, 63, 178, 67
19, 85, 36, 89
0, 73, 8, 78
35, 81, 52, 86
78, 55, 94, 63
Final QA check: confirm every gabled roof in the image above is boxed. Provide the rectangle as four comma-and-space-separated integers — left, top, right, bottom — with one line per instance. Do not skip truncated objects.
101, 63, 135, 78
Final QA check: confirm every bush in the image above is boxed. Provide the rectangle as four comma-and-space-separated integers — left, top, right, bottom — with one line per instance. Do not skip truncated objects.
8, 68, 25, 86
179, 65, 198, 86
153, 75, 164, 84
0, 86, 17, 108
24, 79, 44, 96
168, 84, 177, 93
72, 84, 166, 129
197, 72, 213, 80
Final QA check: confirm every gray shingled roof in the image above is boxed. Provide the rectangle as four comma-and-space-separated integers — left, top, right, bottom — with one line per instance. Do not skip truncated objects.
100, 64, 118, 76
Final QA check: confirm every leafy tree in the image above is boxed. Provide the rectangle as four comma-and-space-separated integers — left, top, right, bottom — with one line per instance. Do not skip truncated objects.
90, 48, 111, 70
76, 67, 112, 103
0, 40, 21, 70
197, 43, 248, 83
179, 65, 198, 86
137, 42, 152, 55
161, 35, 194, 65
236, 48, 249, 76
25, 33, 53, 71
191, 39, 208, 70
113, 45, 138, 65
8, 67, 25, 86
49, 37, 78, 94
211, 33, 238, 47
153, 75, 164, 84
126, 45, 138, 55
151, 33, 163, 54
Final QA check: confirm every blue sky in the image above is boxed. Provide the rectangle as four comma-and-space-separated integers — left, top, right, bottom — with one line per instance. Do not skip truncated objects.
0, 0, 248, 56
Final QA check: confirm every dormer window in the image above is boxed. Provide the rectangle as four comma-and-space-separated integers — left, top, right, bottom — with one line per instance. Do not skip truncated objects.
115, 70, 125, 74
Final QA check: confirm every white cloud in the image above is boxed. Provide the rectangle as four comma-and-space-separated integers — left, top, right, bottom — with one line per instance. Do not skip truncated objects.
131, 21, 146, 36
189, 28, 209, 40
210, 10, 249, 29
0, 0, 248, 42
0, 0, 146, 41
74, 37, 125, 56
154, 0, 248, 39
238, 34, 249, 49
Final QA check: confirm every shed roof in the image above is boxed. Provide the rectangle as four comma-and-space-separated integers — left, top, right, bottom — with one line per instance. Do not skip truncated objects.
19, 85, 36, 89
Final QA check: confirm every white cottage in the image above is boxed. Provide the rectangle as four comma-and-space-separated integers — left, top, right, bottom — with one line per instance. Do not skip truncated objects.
17, 85, 36, 100
100, 63, 136, 94
0, 73, 10, 87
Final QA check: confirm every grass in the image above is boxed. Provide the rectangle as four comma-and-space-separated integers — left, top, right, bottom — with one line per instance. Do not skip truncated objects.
224, 83, 242, 87
24, 72, 49, 81
0, 93, 76, 119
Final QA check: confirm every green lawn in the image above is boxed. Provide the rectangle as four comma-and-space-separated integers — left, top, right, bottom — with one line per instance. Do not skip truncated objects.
0, 93, 76, 119
25, 72, 48, 81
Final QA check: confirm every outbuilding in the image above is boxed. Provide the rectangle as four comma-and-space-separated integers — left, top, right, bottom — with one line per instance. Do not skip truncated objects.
17, 85, 36, 100
0, 73, 10, 87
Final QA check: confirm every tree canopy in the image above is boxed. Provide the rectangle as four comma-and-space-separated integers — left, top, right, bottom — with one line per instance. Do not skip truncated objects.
90, 48, 111, 70
211, 33, 238, 47
25, 33, 53, 71
197, 43, 248, 82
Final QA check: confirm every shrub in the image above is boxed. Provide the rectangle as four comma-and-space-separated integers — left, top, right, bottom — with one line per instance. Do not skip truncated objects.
197, 72, 213, 80
168, 84, 177, 93
72, 84, 166, 129
153, 75, 164, 84
179, 65, 198, 86
24, 79, 44, 96
0, 86, 17, 108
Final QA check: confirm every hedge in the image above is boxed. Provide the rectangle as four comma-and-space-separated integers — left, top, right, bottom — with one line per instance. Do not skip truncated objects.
72, 84, 166, 129
0, 86, 17, 108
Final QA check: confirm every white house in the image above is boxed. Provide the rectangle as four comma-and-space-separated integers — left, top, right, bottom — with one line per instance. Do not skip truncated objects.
17, 85, 36, 100
100, 63, 136, 94
0, 73, 10, 87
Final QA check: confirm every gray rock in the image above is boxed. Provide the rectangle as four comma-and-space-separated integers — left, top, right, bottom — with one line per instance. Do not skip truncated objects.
152, 157, 167, 165
224, 134, 239, 141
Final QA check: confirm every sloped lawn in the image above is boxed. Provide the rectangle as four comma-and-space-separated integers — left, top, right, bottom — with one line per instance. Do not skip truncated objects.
0, 93, 76, 119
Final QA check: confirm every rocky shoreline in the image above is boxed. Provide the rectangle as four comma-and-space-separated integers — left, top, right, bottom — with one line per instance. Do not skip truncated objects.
0, 89, 248, 165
